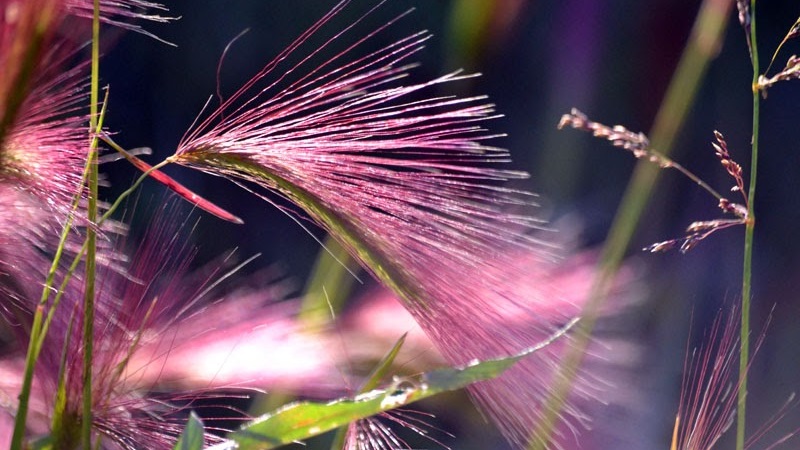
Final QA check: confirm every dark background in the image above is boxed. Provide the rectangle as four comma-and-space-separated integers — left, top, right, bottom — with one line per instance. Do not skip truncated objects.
94, 1, 800, 448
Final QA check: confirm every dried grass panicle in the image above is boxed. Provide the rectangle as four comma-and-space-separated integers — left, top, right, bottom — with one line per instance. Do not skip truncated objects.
736, 0, 750, 29
736, 0, 752, 59
758, 17, 800, 95
558, 108, 669, 167
645, 216, 747, 254
644, 130, 750, 253
758, 54, 800, 93
558, 109, 750, 253
790, 20, 800, 40
711, 131, 748, 213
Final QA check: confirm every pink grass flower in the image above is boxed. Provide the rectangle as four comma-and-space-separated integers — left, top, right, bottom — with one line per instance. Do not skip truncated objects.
673, 309, 742, 450
342, 249, 646, 448
3, 203, 342, 448
0, 189, 72, 330
131, 290, 350, 394
0, 48, 126, 343
1, 62, 89, 216
673, 307, 796, 450
1, 1, 93, 229
344, 409, 450, 450
0, 0, 61, 137
166, 1, 592, 446
64, 0, 173, 37
21, 206, 220, 448
0, 42, 98, 334
18, 202, 356, 449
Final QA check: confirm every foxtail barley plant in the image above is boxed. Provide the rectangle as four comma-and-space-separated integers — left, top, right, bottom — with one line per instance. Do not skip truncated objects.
3, 0, 800, 449
1, 0, 585, 448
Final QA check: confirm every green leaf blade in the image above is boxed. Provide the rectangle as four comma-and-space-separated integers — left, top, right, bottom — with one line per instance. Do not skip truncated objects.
174, 412, 205, 450
230, 320, 575, 449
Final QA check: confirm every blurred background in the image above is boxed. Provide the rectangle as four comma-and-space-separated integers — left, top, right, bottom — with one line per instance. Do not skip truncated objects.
93, 0, 800, 448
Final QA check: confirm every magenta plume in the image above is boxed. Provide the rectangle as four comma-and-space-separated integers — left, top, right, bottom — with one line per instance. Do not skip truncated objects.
0, 48, 99, 335
344, 410, 449, 450
27, 205, 226, 449
672, 307, 792, 450
1, 61, 89, 217
64, 0, 173, 35
17, 201, 352, 448
169, 1, 572, 447
673, 309, 742, 450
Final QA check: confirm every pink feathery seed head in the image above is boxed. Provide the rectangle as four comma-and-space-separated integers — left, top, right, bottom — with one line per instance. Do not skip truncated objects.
168, 1, 574, 447
344, 409, 452, 450
0, 53, 108, 335
26, 202, 346, 448
0, 189, 69, 328
673, 306, 795, 450
130, 290, 351, 394
674, 307, 747, 450
26, 203, 212, 449
341, 249, 645, 448
1, 60, 90, 214
64, 0, 173, 35
0, 0, 62, 138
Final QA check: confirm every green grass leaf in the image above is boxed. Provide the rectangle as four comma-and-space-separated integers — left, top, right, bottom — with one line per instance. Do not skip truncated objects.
174, 412, 205, 450
329, 333, 408, 450
230, 319, 577, 449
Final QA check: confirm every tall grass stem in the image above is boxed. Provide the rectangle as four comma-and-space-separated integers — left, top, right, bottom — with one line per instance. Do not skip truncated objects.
81, 1, 102, 447
737, 1, 759, 448
526, 1, 733, 448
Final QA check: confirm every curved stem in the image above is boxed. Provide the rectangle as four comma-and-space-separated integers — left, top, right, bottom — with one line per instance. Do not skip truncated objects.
182, 154, 424, 308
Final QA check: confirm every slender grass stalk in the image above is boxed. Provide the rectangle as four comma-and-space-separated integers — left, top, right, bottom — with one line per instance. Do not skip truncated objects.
8, 85, 111, 450
51, 310, 77, 447
81, 0, 102, 447
526, 1, 733, 448
9, 306, 47, 450
737, 1, 759, 448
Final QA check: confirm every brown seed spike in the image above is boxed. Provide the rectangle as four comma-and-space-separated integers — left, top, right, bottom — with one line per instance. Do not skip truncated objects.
559, 112, 750, 254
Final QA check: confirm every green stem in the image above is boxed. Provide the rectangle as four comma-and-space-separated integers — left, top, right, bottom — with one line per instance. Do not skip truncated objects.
737, 1, 759, 449
526, 1, 733, 448
9, 106, 158, 449
81, 1, 101, 447
9, 307, 45, 450
8, 85, 111, 450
